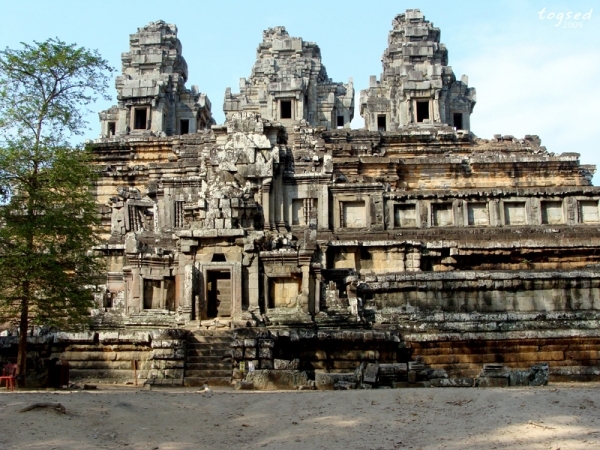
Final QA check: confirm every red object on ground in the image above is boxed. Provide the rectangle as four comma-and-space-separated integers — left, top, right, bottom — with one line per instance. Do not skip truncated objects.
0, 363, 17, 391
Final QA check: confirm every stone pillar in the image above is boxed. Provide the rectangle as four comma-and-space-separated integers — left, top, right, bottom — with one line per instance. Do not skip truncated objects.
262, 178, 272, 231
248, 256, 260, 313
318, 185, 329, 230
299, 265, 310, 313
183, 264, 194, 316
275, 172, 286, 230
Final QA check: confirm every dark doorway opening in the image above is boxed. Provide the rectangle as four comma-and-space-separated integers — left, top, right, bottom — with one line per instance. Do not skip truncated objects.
377, 115, 386, 131
280, 100, 292, 119
134, 108, 147, 130
453, 113, 463, 130
416, 101, 429, 122
337, 115, 344, 128
180, 119, 189, 135
108, 122, 116, 136
207, 271, 232, 318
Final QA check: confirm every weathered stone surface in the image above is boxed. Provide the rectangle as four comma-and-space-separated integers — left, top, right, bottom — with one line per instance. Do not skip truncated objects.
246, 370, 311, 390
363, 363, 380, 384
530, 363, 549, 386
476, 376, 509, 388
334, 381, 357, 390
315, 372, 356, 390
431, 378, 474, 388
43, 10, 600, 387
274, 359, 300, 370
234, 380, 255, 390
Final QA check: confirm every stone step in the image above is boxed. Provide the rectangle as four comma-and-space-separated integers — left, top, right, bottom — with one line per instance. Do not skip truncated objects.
187, 348, 231, 357
188, 336, 233, 344
187, 362, 231, 371
183, 377, 232, 387
186, 355, 229, 364
192, 329, 233, 335
187, 342, 232, 350
185, 369, 232, 378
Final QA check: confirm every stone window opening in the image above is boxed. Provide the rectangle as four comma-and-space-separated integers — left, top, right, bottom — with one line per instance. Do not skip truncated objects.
416, 101, 430, 122
453, 112, 463, 130
133, 108, 148, 130
180, 119, 189, 135
292, 198, 317, 226
128, 205, 145, 232
103, 292, 114, 309
337, 115, 344, 128
280, 100, 292, 119
377, 115, 386, 132
211, 253, 227, 262
107, 122, 116, 136
174, 201, 185, 228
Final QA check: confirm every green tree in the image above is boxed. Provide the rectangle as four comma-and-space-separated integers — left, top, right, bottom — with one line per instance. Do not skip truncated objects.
0, 39, 113, 384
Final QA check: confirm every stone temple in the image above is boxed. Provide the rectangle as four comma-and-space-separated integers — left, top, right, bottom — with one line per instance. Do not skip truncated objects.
3, 10, 600, 389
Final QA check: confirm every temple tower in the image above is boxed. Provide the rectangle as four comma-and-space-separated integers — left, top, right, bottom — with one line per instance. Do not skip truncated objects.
360, 9, 476, 131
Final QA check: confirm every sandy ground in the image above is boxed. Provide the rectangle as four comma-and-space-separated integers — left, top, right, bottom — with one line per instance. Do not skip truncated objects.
1, 383, 600, 449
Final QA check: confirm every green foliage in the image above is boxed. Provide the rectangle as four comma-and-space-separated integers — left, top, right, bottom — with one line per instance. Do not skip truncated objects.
0, 38, 113, 339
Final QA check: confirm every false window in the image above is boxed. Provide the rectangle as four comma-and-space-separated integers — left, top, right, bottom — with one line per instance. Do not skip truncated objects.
394, 205, 417, 228
579, 200, 599, 223
541, 201, 563, 224
341, 201, 366, 228
432, 203, 453, 226
504, 202, 527, 225
467, 203, 489, 226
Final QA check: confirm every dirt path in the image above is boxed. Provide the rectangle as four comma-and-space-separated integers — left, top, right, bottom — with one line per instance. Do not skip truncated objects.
1, 383, 599, 449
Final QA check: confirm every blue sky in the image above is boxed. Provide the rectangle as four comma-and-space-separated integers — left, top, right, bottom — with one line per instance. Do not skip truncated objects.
1, 0, 598, 182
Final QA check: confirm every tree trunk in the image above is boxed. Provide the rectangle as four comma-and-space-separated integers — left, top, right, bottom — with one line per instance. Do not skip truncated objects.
16, 287, 29, 387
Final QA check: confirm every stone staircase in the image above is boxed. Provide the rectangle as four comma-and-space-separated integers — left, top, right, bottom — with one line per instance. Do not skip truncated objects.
184, 330, 234, 387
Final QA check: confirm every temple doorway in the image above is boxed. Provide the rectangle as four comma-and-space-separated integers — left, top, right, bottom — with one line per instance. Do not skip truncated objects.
206, 271, 232, 318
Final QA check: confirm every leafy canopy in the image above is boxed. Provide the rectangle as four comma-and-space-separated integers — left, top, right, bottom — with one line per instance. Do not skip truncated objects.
0, 38, 113, 332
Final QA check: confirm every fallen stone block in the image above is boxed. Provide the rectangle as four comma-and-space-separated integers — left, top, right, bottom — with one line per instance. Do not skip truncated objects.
315, 372, 356, 390
363, 362, 379, 384
334, 381, 357, 390
431, 378, 474, 388
234, 381, 255, 390
530, 363, 549, 386
509, 370, 531, 387
476, 376, 509, 388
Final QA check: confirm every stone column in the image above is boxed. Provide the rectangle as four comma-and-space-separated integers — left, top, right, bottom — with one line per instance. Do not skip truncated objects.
248, 256, 260, 313
299, 265, 310, 313
262, 178, 272, 231
275, 172, 286, 230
